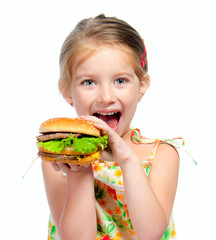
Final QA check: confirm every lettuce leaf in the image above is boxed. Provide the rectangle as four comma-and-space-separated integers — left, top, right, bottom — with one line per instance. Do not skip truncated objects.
73, 135, 108, 154
38, 134, 108, 154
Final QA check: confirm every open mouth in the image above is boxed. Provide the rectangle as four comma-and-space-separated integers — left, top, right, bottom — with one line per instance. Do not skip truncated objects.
93, 111, 121, 129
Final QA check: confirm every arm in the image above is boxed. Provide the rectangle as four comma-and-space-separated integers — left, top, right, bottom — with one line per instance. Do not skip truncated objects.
80, 116, 179, 240
121, 144, 179, 240
42, 162, 97, 240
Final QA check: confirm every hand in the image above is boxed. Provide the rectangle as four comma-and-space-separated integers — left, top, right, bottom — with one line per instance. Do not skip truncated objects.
80, 115, 136, 166
50, 162, 90, 174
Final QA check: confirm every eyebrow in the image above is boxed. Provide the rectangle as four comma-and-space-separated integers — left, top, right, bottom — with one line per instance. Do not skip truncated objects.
75, 72, 134, 80
113, 72, 134, 78
74, 74, 96, 80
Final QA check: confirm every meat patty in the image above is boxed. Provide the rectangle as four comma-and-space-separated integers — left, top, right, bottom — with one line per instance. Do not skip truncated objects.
36, 133, 81, 142
38, 151, 82, 160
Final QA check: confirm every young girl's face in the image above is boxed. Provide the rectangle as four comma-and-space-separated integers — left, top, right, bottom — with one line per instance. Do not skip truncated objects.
69, 46, 148, 137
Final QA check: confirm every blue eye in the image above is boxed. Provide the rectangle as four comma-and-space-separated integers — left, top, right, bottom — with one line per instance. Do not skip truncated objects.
82, 80, 95, 86
115, 78, 127, 84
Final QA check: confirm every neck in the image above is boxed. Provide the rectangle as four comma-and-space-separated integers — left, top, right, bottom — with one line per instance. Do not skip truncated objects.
122, 128, 132, 143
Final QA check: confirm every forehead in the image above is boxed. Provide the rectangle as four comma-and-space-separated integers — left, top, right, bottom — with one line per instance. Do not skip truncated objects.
75, 48, 138, 80
73, 43, 136, 72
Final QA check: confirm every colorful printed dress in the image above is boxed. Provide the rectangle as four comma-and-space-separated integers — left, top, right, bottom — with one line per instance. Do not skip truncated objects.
48, 129, 195, 240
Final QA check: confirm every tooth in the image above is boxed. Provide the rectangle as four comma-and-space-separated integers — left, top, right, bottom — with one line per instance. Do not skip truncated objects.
98, 112, 117, 116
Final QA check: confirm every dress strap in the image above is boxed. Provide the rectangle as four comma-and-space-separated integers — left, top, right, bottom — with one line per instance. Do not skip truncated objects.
148, 138, 160, 162
131, 128, 197, 165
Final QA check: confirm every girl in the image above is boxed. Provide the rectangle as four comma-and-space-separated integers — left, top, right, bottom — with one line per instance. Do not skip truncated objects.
42, 14, 179, 240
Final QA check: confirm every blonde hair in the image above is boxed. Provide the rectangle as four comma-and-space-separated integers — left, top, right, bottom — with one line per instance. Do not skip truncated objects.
59, 14, 148, 95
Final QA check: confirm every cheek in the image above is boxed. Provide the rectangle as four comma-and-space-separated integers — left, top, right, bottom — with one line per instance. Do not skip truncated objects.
121, 88, 139, 106
72, 92, 93, 115
121, 90, 140, 118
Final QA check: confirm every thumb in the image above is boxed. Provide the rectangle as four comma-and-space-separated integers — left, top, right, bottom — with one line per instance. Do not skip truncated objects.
100, 148, 113, 162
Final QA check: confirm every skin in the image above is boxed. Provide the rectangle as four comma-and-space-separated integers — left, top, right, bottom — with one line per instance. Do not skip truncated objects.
42, 46, 179, 240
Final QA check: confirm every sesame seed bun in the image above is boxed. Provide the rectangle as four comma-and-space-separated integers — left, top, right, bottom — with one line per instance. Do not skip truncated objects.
39, 117, 101, 137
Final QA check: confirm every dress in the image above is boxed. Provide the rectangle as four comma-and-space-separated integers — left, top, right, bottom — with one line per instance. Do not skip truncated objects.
48, 128, 193, 240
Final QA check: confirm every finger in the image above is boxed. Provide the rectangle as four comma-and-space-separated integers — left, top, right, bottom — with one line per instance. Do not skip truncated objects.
79, 115, 109, 127
70, 165, 80, 171
82, 117, 123, 154
100, 149, 113, 162
83, 164, 90, 168
50, 162, 61, 172
80, 115, 114, 134
68, 163, 89, 168
101, 129, 107, 136
93, 121, 118, 143
79, 115, 99, 122
58, 162, 70, 174
68, 164, 90, 171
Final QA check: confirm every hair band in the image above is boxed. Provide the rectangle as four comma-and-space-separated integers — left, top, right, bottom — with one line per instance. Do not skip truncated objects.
141, 41, 147, 68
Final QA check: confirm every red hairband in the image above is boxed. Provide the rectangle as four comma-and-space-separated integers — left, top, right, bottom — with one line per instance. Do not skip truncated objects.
141, 40, 147, 68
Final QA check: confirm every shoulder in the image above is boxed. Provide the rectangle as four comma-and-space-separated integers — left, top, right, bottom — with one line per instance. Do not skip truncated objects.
150, 143, 180, 177
156, 143, 179, 160
154, 142, 179, 167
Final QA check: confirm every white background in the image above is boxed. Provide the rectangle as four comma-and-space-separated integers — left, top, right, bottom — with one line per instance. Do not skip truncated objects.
1, 0, 215, 239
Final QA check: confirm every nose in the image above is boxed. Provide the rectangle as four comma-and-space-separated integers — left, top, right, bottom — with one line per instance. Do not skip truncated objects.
96, 84, 116, 104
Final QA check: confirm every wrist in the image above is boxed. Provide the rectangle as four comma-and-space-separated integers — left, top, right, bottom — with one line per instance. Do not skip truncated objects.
119, 154, 141, 171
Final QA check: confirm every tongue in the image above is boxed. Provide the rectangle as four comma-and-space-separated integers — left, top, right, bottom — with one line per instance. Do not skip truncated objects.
98, 114, 118, 129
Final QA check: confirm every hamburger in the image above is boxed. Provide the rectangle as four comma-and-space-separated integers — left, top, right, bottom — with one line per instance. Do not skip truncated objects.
37, 117, 108, 164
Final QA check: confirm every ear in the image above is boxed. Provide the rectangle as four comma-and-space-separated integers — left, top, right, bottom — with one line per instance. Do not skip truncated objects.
138, 73, 150, 102
58, 81, 74, 106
